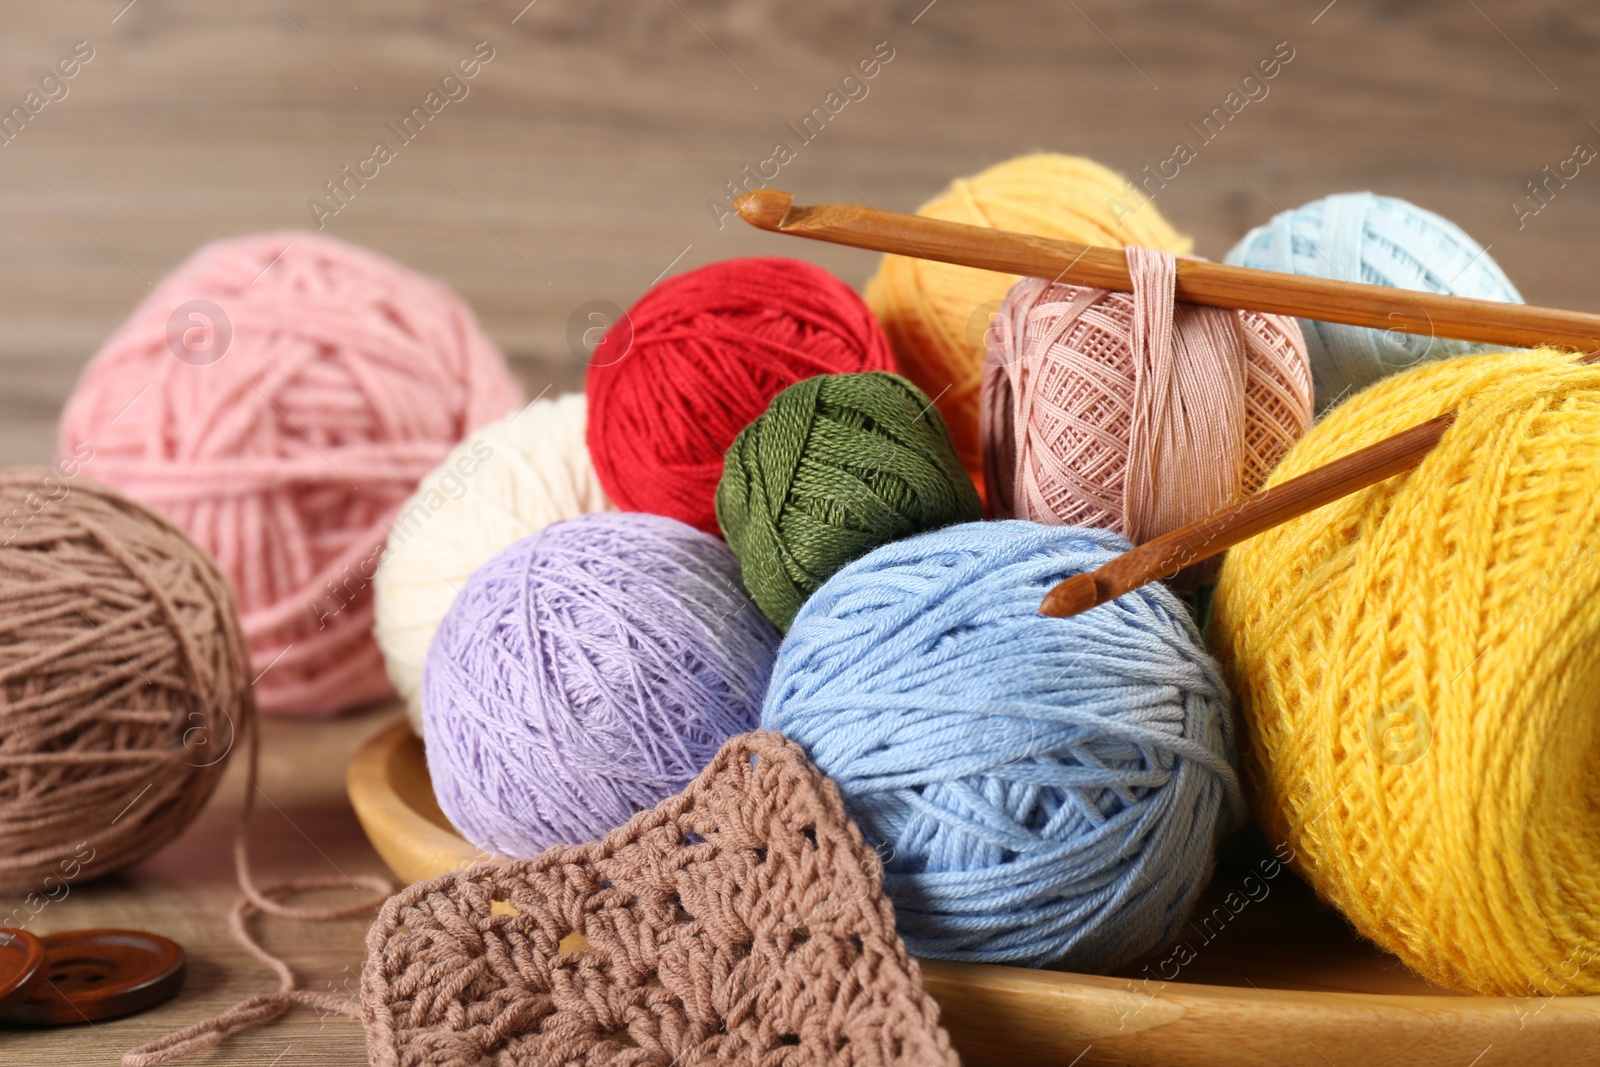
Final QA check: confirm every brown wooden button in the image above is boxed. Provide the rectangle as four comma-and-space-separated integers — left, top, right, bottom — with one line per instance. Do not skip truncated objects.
4, 929, 185, 1026
0, 928, 46, 1017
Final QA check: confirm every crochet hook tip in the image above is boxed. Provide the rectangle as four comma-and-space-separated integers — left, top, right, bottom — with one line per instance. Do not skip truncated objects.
734, 189, 795, 231
1040, 573, 1099, 619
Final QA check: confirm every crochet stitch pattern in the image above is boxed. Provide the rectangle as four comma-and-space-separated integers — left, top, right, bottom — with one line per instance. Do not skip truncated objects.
362, 731, 959, 1066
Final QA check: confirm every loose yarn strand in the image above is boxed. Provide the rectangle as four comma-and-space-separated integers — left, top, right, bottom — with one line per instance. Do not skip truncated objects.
121, 709, 392, 1066
1123, 246, 1249, 541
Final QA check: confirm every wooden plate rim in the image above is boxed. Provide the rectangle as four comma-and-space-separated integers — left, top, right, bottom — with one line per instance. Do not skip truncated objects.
346, 717, 1600, 1066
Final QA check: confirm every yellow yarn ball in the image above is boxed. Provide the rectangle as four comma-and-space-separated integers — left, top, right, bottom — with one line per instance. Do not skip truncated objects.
1211, 348, 1600, 996
864, 153, 1192, 495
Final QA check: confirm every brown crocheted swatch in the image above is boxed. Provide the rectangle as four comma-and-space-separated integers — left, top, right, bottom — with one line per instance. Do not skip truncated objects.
362, 731, 958, 1067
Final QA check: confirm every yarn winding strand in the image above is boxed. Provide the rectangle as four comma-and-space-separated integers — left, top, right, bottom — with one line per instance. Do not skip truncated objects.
763, 520, 1244, 970
1211, 348, 1600, 995
716, 371, 981, 632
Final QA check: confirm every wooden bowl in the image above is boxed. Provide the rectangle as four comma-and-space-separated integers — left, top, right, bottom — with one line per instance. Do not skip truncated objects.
348, 719, 1600, 1065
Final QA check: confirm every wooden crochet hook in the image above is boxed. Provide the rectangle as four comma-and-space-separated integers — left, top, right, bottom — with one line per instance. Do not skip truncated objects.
1041, 350, 1600, 618
733, 188, 1600, 350
733, 188, 1600, 617
1042, 351, 1600, 618
1039, 415, 1453, 617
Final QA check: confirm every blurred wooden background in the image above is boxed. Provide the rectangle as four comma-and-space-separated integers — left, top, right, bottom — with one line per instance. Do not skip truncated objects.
3, 0, 1599, 1063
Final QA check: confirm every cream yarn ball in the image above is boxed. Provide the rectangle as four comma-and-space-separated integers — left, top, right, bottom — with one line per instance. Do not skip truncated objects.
374, 393, 612, 732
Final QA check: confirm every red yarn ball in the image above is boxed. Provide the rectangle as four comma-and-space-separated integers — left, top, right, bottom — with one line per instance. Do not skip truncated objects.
586, 258, 894, 535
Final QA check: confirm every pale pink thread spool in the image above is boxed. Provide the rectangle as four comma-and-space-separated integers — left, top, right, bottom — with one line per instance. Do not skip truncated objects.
981, 246, 1311, 545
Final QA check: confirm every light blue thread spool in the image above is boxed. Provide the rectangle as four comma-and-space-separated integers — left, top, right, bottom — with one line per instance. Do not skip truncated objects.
1226, 192, 1522, 412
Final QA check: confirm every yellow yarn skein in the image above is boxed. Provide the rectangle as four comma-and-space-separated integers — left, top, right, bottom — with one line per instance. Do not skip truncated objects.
1211, 348, 1600, 996
864, 153, 1192, 496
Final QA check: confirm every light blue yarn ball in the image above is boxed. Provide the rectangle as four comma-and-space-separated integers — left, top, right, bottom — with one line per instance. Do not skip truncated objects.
1225, 192, 1522, 412
760, 520, 1245, 970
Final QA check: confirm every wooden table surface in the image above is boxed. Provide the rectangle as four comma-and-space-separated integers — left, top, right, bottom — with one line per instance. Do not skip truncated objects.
3, 1, 1598, 1063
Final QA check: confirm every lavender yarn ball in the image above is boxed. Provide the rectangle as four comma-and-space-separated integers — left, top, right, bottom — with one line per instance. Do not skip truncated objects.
422, 512, 781, 857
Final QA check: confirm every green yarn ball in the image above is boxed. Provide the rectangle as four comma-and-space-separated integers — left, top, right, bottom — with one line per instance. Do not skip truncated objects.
716, 371, 982, 631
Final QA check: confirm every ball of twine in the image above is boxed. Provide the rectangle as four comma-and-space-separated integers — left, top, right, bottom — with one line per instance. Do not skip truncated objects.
423, 512, 781, 857
762, 520, 1244, 970
373, 393, 612, 734
716, 372, 981, 632
586, 257, 895, 536
58, 231, 524, 717
0, 469, 250, 893
1211, 348, 1600, 996
982, 246, 1311, 542
864, 154, 1194, 494
1225, 192, 1523, 412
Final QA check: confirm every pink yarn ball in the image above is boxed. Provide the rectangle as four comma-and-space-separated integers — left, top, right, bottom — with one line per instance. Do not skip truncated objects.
58, 232, 524, 716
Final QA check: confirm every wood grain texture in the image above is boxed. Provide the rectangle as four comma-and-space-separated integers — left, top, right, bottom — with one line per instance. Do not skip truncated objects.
1, 710, 393, 1065
5, 1, 1600, 1064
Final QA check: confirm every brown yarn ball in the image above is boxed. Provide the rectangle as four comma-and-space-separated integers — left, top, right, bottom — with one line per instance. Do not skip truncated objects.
0, 468, 251, 893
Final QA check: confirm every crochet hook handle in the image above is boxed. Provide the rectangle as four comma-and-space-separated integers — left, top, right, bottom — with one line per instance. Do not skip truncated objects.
1037, 414, 1455, 619
733, 188, 1600, 351
1041, 349, 1600, 618
734, 189, 1600, 614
